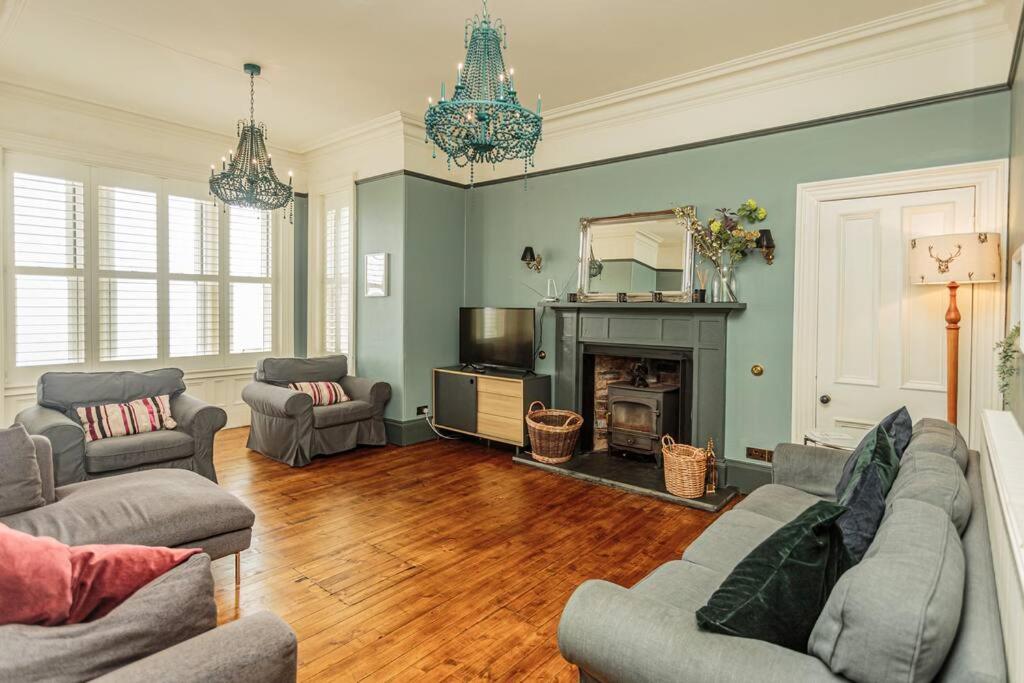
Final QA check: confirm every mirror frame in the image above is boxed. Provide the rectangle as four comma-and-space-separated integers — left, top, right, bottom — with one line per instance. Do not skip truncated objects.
577, 207, 695, 301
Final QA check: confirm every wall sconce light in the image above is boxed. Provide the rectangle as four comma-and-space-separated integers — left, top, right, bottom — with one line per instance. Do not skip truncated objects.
521, 246, 543, 272
756, 229, 776, 265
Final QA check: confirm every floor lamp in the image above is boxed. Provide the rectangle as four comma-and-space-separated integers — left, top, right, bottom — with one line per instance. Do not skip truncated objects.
908, 232, 1001, 425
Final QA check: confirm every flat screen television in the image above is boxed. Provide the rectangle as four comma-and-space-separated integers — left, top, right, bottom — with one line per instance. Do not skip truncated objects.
459, 307, 535, 371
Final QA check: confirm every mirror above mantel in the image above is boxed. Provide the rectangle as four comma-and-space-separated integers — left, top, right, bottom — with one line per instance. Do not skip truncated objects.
577, 209, 694, 301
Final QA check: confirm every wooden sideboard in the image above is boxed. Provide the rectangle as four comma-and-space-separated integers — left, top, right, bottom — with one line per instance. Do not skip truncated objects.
432, 367, 551, 450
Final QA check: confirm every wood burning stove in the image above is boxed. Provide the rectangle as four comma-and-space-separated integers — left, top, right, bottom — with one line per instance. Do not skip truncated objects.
606, 381, 680, 467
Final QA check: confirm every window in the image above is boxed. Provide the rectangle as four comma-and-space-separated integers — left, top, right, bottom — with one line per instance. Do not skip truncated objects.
168, 196, 219, 357
97, 186, 158, 361
5, 154, 279, 379
321, 191, 353, 355
229, 207, 273, 354
11, 172, 86, 367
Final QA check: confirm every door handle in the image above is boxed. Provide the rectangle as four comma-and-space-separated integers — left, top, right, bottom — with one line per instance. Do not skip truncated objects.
819, 394, 831, 405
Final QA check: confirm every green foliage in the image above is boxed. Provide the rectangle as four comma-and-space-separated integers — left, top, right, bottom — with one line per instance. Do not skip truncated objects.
674, 200, 768, 267
995, 323, 1020, 400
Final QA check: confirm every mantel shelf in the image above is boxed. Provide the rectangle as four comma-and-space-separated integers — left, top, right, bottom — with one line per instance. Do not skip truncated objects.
542, 302, 746, 311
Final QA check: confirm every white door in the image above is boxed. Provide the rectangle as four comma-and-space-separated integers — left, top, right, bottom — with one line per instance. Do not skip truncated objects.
815, 188, 975, 441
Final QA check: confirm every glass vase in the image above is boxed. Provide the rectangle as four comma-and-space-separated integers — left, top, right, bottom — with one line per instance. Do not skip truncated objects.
711, 262, 738, 303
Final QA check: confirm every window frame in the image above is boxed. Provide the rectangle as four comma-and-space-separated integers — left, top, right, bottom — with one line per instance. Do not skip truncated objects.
3, 152, 289, 386
307, 181, 356, 368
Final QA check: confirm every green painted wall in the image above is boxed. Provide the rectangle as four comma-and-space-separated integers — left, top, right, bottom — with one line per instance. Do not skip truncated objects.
402, 176, 466, 420
293, 195, 309, 358
464, 92, 1011, 461
355, 176, 406, 421
353, 175, 466, 425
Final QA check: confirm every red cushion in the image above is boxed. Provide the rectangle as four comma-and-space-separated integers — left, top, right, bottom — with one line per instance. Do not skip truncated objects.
0, 524, 199, 625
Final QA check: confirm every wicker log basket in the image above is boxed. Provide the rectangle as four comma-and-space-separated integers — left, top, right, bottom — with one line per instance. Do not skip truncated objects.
526, 401, 583, 464
661, 435, 707, 498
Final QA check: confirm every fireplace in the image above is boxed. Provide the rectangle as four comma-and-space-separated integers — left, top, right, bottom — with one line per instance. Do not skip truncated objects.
513, 302, 742, 512
607, 381, 679, 466
580, 345, 692, 458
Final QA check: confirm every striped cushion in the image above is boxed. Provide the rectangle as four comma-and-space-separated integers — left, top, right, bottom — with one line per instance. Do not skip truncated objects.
76, 395, 177, 443
289, 381, 349, 406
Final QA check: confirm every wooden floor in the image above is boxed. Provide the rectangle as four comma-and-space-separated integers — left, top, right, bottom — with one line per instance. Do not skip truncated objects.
210, 427, 732, 681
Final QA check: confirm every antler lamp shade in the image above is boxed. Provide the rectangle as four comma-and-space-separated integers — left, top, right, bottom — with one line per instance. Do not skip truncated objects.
908, 232, 1001, 425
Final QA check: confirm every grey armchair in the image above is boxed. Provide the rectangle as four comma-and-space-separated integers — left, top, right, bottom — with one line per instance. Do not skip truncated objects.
0, 554, 297, 683
242, 355, 391, 467
15, 368, 227, 486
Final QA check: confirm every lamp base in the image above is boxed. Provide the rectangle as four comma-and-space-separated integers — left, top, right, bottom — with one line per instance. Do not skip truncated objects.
945, 281, 961, 425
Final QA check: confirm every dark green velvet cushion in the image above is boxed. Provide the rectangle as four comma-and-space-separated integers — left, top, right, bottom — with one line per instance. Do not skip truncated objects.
696, 500, 852, 651
836, 425, 900, 562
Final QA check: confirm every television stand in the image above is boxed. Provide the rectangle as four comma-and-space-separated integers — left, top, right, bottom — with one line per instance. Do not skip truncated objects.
432, 366, 552, 450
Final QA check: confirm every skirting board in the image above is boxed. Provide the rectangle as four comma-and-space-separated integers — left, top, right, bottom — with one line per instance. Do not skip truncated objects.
384, 417, 439, 447
723, 459, 773, 493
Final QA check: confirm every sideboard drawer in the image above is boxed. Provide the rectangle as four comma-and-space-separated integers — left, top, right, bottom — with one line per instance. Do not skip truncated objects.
478, 391, 520, 419
478, 413, 522, 443
477, 377, 522, 399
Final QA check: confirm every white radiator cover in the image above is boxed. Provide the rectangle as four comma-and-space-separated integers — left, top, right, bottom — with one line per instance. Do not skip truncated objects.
980, 409, 1024, 682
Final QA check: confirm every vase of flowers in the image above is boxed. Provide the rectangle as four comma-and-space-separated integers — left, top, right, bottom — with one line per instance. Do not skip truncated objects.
674, 199, 769, 303
711, 257, 738, 303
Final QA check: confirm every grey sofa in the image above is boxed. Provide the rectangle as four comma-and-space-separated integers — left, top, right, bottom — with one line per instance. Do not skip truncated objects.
0, 554, 297, 683
558, 419, 1006, 682
2, 429, 255, 583
15, 368, 227, 486
242, 355, 391, 467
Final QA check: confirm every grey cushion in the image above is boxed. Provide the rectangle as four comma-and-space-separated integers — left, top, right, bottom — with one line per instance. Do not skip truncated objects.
682, 509, 783, 575
38, 368, 187, 420
0, 424, 45, 516
735, 484, 821, 524
907, 418, 968, 471
1, 469, 254, 552
0, 554, 216, 683
887, 450, 971, 535
937, 451, 1008, 682
809, 499, 965, 683
256, 355, 348, 385
94, 611, 298, 683
30, 435, 56, 504
631, 559, 725, 610
313, 400, 376, 428
84, 429, 194, 474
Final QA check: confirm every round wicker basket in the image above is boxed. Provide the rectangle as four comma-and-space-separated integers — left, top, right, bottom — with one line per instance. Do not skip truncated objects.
661, 435, 707, 498
526, 401, 583, 464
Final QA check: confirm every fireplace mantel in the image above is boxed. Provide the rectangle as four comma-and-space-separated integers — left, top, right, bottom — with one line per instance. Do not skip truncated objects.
544, 302, 746, 311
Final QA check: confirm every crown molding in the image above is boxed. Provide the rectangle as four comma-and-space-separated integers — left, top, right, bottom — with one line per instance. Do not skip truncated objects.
0, 0, 1016, 190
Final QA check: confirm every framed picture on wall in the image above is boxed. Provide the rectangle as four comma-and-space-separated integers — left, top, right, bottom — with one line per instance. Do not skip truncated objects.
365, 252, 389, 297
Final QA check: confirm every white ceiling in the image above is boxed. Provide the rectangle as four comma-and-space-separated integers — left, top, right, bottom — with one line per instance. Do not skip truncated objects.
0, 0, 1005, 152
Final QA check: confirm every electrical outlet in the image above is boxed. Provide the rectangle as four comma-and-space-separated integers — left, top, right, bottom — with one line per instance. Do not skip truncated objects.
416, 405, 429, 416
746, 447, 773, 463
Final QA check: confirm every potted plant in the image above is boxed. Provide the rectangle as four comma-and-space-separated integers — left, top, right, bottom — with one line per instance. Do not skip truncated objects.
675, 200, 768, 302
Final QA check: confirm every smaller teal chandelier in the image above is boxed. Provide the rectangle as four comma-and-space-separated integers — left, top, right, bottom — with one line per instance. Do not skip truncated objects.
425, 0, 542, 184
210, 63, 293, 219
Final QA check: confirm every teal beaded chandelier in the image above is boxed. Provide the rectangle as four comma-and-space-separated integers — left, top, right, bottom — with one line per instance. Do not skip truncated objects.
209, 63, 293, 217
425, 0, 542, 184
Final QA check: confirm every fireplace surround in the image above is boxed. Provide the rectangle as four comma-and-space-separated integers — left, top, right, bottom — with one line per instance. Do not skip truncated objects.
514, 301, 744, 511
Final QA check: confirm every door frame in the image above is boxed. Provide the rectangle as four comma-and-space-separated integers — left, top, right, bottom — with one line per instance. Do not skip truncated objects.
792, 159, 1008, 447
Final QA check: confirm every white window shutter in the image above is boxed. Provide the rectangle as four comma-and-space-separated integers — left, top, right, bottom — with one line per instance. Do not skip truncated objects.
322, 195, 352, 356
11, 172, 86, 367
168, 195, 219, 357
96, 186, 159, 361
229, 206, 273, 354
